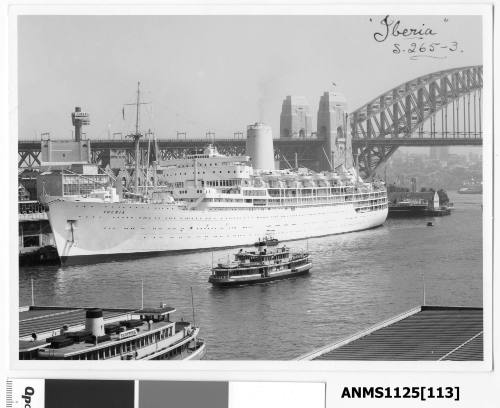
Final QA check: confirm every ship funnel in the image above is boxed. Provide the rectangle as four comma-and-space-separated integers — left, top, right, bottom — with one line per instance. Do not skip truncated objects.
85, 308, 105, 337
246, 123, 274, 171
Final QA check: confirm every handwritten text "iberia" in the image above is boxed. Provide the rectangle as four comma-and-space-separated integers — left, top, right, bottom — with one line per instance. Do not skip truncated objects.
373, 15, 437, 43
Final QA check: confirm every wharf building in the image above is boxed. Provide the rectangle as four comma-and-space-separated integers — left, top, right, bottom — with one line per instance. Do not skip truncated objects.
36, 107, 112, 202
19, 107, 113, 264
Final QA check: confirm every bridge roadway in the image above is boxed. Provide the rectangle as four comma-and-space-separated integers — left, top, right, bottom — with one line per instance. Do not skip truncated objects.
18, 137, 323, 150
18, 135, 482, 174
19, 136, 482, 151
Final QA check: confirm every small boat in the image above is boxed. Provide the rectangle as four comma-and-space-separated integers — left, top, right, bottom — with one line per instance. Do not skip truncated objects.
427, 222, 433, 226
458, 181, 482, 194
254, 230, 279, 247
209, 240, 312, 287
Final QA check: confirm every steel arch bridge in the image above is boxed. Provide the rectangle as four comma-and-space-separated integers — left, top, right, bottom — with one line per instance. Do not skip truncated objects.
18, 66, 482, 175
351, 65, 483, 178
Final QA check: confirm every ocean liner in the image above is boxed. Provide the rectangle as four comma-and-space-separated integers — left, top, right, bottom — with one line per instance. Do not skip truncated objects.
47, 143, 387, 265
45, 85, 388, 265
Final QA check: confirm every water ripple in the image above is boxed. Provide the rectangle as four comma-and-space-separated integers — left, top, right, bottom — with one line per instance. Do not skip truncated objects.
19, 193, 482, 359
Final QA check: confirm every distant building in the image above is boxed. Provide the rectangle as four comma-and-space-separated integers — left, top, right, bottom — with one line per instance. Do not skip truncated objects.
18, 184, 31, 201
429, 146, 449, 162
36, 164, 111, 202
18, 169, 39, 200
439, 147, 450, 161
40, 107, 92, 168
279, 96, 312, 138
410, 177, 417, 193
40, 139, 91, 167
468, 151, 481, 164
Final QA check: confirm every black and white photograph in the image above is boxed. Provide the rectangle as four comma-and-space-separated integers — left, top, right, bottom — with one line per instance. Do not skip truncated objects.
13, 10, 490, 365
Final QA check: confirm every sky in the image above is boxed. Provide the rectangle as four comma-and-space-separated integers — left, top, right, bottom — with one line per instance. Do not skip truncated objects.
17, 15, 482, 143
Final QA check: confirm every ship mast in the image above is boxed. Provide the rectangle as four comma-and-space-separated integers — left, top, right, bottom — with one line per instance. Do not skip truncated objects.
125, 82, 150, 194
132, 82, 141, 193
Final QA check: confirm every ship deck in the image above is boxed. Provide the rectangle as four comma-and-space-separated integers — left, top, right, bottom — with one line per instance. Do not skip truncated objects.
48, 319, 175, 355
298, 306, 483, 361
19, 339, 50, 352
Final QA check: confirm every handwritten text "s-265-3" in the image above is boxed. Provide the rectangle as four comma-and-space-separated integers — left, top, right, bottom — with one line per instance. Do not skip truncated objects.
393, 42, 461, 59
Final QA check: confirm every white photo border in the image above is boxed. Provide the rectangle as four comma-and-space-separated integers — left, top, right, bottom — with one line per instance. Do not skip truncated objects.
5, 2, 494, 386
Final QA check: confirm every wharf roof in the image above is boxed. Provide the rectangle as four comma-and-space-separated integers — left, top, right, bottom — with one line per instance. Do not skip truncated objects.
298, 306, 483, 361
19, 306, 135, 338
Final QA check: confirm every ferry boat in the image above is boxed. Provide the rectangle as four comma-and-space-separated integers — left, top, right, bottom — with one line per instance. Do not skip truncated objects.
209, 240, 312, 286
20, 306, 206, 360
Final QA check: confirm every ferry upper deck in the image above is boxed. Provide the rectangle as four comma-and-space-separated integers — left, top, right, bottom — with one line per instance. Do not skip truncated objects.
19, 306, 138, 340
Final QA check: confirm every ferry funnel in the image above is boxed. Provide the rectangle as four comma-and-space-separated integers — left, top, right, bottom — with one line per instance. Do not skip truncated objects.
85, 308, 105, 337
246, 123, 274, 171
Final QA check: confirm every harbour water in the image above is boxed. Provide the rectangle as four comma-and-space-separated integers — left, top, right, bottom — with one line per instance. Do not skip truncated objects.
19, 192, 483, 360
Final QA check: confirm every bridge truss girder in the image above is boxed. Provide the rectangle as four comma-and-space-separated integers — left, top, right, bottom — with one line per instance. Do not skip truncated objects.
18, 150, 41, 168
351, 65, 483, 178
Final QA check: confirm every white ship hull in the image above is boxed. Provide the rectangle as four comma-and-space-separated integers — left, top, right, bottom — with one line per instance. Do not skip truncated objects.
48, 200, 388, 265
